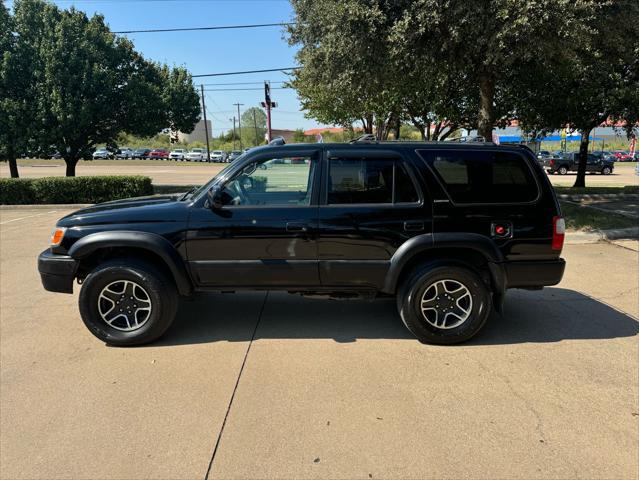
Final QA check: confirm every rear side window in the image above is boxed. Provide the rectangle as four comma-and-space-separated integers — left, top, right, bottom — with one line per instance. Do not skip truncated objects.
328, 157, 419, 204
428, 151, 538, 203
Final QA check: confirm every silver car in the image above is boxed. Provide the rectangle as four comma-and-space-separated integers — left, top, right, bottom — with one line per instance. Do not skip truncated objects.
169, 148, 186, 161
185, 148, 206, 162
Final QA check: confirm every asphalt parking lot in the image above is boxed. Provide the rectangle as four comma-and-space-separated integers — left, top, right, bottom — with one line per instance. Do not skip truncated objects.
1, 208, 637, 479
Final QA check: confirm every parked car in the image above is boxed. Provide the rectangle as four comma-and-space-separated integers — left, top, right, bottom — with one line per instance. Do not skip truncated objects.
536, 150, 552, 159
92, 148, 112, 160
132, 148, 151, 159
115, 148, 134, 159
169, 148, 186, 161
543, 152, 614, 175
210, 150, 226, 162
228, 150, 243, 162
38, 141, 565, 346
148, 148, 169, 160
185, 148, 206, 162
612, 150, 633, 162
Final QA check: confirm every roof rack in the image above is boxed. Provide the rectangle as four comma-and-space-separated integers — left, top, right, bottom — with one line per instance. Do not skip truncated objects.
268, 136, 286, 146
349, 133, 378, 144
457, 135, 487, 143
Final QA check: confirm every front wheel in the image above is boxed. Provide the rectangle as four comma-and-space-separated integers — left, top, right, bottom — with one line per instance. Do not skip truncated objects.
79, 259, 178, 346
397, 265, 492, 344
601, 166, 612, 175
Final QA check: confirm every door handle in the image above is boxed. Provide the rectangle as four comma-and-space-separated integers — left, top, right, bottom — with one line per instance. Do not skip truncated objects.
403, 221, 425, 232
286, 222, 308, 232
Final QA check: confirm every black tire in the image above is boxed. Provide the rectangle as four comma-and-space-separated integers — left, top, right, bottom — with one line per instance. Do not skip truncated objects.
79, 258, 178, 346
397, 264, 492, 345
557, 166, 568, 175
601, 166, 612, 175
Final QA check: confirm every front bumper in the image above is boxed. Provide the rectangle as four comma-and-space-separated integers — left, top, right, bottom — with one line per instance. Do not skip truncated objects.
38, 249, 77, 294
504, 259, 566, 289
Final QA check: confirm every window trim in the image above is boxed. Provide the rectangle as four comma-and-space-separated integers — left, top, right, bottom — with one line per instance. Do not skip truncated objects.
322, 153, 423, 208
416, 149, 541, 206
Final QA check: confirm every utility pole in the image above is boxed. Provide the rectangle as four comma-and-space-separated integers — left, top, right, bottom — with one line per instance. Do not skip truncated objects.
261, 81, 276, 142
200, 84, 211, 162
252, 109, 259, 146
231, 117, 237, 151
233, 103, 244, 150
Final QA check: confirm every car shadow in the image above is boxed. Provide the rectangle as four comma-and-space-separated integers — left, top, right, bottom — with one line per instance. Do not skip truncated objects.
153, 287, 638, 347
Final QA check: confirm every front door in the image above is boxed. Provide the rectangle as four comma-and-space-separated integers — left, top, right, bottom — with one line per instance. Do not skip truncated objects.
187, 149, 321, 287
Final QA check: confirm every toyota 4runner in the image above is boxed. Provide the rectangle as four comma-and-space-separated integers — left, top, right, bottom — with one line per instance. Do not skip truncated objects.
38, 141, 566, 346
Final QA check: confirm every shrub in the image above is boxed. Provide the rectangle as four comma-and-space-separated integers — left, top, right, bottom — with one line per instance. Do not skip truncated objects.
0, 176, 153, 205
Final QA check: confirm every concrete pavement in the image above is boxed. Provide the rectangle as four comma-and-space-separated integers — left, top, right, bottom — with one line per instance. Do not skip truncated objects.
1, 208, 637, 479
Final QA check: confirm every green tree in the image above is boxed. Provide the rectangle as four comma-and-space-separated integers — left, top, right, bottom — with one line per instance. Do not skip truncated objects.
393, 0, 577, 140
161, 65, 201, 135
288, 0, 404, 138
241, 107, 267, 146
0, 0, 49, 178
511, 0, 639, 187
17, 3, 200, 176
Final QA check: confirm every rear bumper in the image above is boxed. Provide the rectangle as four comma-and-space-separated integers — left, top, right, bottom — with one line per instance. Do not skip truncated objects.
504, 259, 565, 289
38, 249, 77, 294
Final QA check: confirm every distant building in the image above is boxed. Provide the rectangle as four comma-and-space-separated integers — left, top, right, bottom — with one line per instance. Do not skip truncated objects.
177, 120, 212, 144
266, 129, 297, 143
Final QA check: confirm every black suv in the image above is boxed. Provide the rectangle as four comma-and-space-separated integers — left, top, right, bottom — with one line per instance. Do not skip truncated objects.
543, 152, 614, 175
38, 142, 566, 346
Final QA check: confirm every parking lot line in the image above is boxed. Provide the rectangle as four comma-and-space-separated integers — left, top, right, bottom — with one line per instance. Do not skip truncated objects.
0, 210, 58, 225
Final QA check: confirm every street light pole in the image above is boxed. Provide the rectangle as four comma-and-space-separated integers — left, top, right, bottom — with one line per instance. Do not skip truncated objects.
200, 84, 211, 162
231, 117, 237, 151
234, 103, 244, 150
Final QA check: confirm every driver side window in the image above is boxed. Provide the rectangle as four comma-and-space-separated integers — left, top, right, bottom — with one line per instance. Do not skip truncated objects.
220, 155, 315, 206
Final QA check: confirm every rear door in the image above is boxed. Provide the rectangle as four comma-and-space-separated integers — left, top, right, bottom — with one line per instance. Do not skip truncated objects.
418, 147, 557, 262
317, 149, 431, 289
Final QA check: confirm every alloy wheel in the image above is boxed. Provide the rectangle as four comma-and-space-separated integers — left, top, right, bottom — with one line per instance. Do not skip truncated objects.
98, 280, 152, 331
420, 279, 473, 329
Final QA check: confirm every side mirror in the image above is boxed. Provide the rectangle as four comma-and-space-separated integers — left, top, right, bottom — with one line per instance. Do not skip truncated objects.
207, 186, 224, 210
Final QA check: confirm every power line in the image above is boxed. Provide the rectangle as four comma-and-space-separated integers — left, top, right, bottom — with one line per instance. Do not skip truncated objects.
193, 67, 299, 78
201, 81, 286, 86
204, 87, 291, 92
114, 22, 292, 34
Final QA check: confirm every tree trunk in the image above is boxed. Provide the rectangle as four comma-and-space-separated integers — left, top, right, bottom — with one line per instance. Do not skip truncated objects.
394, 116, 401, 140
573, 129, 592, 188
7, 145, 19, 178
478, 71, 495, 141
65, 157, 79, 176
439, 125, 458, 141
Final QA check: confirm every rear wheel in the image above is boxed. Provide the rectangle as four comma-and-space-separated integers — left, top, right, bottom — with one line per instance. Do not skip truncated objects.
557, 166, 568, 175
79, 259, 178, 346
397, 264, 492, 344
601, 166, 612, 175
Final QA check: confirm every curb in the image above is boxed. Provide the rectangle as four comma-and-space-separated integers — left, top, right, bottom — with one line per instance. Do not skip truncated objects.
566, 227, 639, 244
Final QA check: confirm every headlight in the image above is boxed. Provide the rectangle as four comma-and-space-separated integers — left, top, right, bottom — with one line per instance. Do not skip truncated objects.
50, 227, 66, 246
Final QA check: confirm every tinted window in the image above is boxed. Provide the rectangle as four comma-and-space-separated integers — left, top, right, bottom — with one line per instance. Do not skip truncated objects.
430, 151, 538, 203
328, 158, 419, 204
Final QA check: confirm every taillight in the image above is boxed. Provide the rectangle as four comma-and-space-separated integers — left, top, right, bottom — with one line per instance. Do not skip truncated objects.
552, 216, 565, 251
549, 159, 555, 166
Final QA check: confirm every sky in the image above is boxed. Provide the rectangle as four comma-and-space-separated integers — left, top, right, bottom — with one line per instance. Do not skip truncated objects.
5, 0, 326, 135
